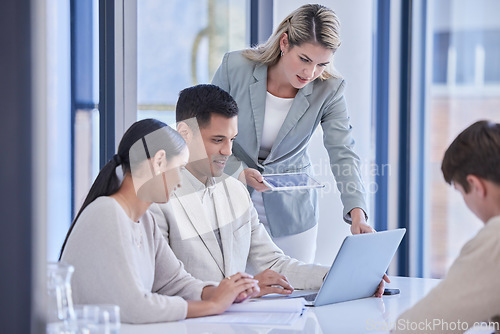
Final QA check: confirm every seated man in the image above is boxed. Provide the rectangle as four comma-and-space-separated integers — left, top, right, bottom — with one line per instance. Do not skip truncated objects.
394, 120, 500, 333
150, 84, 333, 296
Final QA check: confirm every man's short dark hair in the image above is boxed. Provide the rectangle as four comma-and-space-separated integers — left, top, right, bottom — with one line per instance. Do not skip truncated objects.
176, 84, 238, 127
441, 120, 500, 192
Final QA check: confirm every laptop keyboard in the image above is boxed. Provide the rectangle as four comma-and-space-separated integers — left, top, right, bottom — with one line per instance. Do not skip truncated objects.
303, 293, 318, 302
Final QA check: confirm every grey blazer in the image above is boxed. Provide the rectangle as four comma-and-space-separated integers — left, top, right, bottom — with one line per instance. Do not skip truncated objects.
149, 168, 329, 290
212, 51, 367, 237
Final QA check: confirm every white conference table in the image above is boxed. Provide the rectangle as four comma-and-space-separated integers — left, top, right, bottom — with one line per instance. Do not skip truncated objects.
121, 276, 440, 334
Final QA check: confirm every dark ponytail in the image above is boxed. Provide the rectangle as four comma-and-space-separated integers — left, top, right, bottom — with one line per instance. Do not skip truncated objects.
59, 119, 185, 259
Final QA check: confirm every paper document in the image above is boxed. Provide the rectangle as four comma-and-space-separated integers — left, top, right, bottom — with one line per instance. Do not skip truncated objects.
226, 297, 306, 313
183, 298, 307, 325
183, 311, 305, 325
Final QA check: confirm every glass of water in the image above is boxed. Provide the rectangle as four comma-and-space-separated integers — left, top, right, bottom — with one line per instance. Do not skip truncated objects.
94, 304, 121, 334
61, 304, 120, 334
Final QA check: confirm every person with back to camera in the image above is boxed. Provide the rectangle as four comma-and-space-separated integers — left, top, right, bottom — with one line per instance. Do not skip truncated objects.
60, 119, 259, 324
212, 4, 376, 263
393, 120, 500, 333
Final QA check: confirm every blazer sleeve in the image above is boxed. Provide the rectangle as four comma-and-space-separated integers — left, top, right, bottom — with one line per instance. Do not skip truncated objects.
242, 186, 329, 289
320, 80, 368, 222
151, 218, 213, 301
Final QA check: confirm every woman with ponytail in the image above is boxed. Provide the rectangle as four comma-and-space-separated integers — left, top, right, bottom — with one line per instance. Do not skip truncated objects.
60, 119, 259, 323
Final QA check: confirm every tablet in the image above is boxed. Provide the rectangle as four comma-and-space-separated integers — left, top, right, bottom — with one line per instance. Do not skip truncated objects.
262, 173, 325, 191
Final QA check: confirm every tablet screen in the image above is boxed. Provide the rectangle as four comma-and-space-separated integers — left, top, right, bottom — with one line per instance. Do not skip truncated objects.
262, 173, 324, 190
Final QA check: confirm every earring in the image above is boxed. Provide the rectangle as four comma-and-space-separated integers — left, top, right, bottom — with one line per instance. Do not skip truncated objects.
280, 50, 284, 57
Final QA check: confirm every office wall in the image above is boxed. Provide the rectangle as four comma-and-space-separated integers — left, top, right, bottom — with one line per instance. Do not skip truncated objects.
273, 0, 375, 265
0, 0, 44, 331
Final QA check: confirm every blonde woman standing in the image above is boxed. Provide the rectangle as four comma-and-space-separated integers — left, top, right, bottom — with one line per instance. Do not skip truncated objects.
212, 4, 373, 262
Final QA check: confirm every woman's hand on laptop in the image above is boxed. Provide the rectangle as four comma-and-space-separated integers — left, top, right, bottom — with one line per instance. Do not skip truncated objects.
374, 274, 391, 297
254, 269, 294, 296
350, 208, 375, 234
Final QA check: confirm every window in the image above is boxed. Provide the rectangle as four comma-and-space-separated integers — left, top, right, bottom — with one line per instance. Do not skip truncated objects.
45, 0, 71, 261
45, 0, 100, 261
136, 0, 248, 124
72, 0, 100, 220
423, 0, 500, 277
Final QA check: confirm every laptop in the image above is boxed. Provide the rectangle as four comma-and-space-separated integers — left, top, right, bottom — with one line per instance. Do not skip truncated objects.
287, 228, 406, 306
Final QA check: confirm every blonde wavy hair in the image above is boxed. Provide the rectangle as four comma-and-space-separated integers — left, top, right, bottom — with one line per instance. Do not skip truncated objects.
242, 4, 341, 80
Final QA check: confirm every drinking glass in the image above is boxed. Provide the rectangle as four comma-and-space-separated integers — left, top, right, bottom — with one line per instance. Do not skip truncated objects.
84, 304, 120, 334
46, 262, 76, 331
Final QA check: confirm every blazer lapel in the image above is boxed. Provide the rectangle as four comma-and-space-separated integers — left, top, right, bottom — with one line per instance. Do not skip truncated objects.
248, 64, 268, 157
212, 179, 236, 276
265, 82, 313, 163
173, 170, 225, 275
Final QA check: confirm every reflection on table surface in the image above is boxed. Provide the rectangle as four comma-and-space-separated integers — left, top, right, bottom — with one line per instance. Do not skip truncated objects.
121, 276, 441, 334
